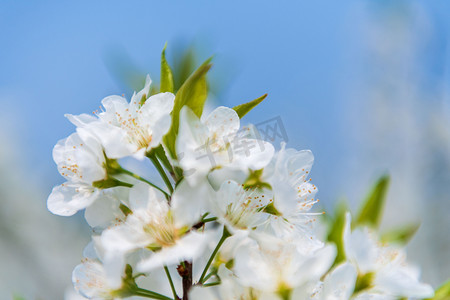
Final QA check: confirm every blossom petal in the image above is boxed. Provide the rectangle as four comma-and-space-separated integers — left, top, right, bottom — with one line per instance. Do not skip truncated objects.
48, 182, 99, 216
204, 106, 240, 139
171, 179, 214, 228
137, 231, 211, 272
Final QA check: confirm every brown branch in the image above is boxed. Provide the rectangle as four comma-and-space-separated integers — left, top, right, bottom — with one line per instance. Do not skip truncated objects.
177, 261, 192, 300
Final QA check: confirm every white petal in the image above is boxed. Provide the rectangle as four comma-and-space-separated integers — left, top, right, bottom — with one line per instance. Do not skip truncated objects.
189, 285, 219, 300
65, 113, 98, 127
322, 262, 357, 300
207, 167, 248, 190
231, 138, 275, 170
137, 231, 211, 271
176, 106, 210, 185
129, 182, 169, 212
101, 221, 146, 254
140, 92, 175, 149
47, 182, 99, 216
103, 251, 126, 290
347, 227, 378, 273
204, 106, 240, 139
84, 189, 125, 228
89, 122, 136, 159
148, 113, 172, 149
292, 244, 336, 287
171, 179, 214, 228
72, 260, 110, 299
53, 132, 106, 183
140, 92, 175, 126
375, 265, 434, 298
100, 95, 129, 118
130, 74, 152, 107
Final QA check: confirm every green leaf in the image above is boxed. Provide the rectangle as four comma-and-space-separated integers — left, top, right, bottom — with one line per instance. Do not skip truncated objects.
160, 43, 174, 93
163, 57, 212, 159
427, 279, 450, 300
326, 201, 348, 267
233, 94, 267, 119
381, 223, 420, 245
173, 46, 196, 91
354, 175, 390, 229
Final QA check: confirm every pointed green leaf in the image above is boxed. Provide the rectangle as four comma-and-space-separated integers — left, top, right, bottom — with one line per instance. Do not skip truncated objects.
160, 44, 174, 93
326, 201, 348, 267
173, 46, 196, 91
354, 175, 390, 229
233, 94, 267, 119
163, 58, 212, 159
427, 279, 450, 300
381, 223, 420, 245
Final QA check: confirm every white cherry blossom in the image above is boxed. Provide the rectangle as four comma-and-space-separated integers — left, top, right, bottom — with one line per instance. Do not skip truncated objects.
101, 182, 211, 287
343, 213, 434, 299
189, 265, 276, 300
210, 180, 270, 233
307, 262, 357, 300
259, 145, 324, 249
233, 236, 336, 296
176, 106, 274, 185
48, 129, 107, 216
72, 242, 125, 299
67, 75, 175, 159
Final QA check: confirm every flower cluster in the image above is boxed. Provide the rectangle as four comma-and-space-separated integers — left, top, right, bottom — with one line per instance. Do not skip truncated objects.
49, 50, 437, 300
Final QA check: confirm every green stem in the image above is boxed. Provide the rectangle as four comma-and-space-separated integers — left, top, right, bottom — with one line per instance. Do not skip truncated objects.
202, 272, 215, 283
198, 226, 231, 284
202, 281, 221, 287
148, 153, 174, 194
202, 217, 217, 223
153, 145, 178, 181
164, 266, 178, 300
119, 167, 170, 198
132, 287, 173, 300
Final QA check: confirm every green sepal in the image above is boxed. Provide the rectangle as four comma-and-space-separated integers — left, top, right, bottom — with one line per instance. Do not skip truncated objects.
243, 168, 272, 190
233, 93, 267, 119
146, 243, 163, 252
160, 43, 174, 93
326, 201, 349, 267
92, 177, 132, 189
354, 175, 390, 229
353, 272, 375, 295
103, 155, 122, 175
381, 223, 420, 245
263, 202, 282, 216
110, 264, 138, 298
426, 279, 450, 300
139, 93, 147, 106
163, 57, 212, 159
277, 283, 293, 300
225, 259, 234, 270
119, 203, 132, 216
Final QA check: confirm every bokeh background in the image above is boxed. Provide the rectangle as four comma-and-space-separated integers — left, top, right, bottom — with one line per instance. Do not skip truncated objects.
1, 0, 450, 298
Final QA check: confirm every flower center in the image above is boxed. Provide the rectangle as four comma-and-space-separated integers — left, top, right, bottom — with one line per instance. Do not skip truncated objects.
224, 187, 266, 229
114, 111, 153, 150
143, 214, 182, 248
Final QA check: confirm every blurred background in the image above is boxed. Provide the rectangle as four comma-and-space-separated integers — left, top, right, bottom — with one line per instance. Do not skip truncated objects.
1, 0, 450, 298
